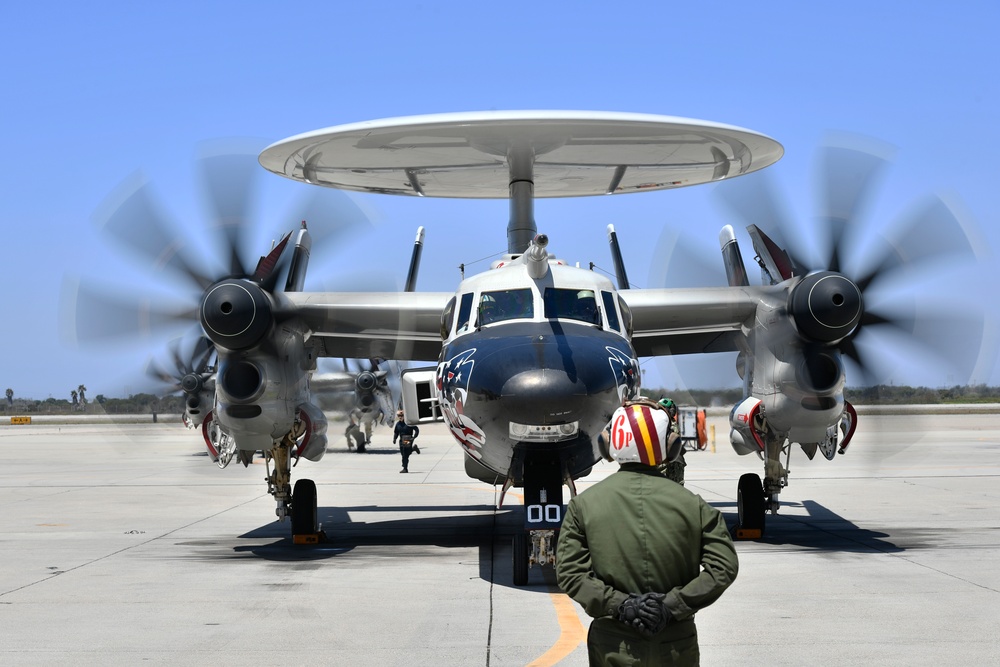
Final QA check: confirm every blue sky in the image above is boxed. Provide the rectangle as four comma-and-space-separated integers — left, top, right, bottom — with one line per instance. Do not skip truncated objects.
2, 1, 998, 399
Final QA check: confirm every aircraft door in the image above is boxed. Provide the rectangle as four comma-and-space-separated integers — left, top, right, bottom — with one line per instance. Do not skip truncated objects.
400, 367, 441, 422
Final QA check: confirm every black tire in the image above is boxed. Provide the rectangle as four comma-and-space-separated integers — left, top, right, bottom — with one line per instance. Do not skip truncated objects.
737, 473, 766, 532
512, 532, 530, 586
291, 478, 318, 535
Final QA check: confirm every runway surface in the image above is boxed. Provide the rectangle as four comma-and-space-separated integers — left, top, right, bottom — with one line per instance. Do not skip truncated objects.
1, 410, 998, 665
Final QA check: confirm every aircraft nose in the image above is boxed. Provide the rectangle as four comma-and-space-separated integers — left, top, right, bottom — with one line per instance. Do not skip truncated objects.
454, 324, 637, 436
501, 368, 593, 424
490, 331, 629, 425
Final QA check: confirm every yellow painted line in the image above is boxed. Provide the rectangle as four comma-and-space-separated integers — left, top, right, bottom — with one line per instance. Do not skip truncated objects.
445, 485, 584, 663
527, 592, 587, 666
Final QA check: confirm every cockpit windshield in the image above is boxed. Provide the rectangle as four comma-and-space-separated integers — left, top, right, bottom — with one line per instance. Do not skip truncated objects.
478, 288, 534, 326
543, 288, 601, 326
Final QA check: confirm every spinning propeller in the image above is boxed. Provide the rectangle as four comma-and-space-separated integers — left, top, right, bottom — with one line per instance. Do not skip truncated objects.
146, 335, 216, 396
67, 141, 376, 370
652, 137, 991, 391
145, 335, 216, 426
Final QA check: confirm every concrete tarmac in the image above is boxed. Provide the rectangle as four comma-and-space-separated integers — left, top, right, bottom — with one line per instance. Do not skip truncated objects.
1, 410, 998, 665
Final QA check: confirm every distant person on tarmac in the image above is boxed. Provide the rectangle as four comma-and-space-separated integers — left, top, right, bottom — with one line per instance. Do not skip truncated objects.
362, 405, 384, 446
346, 408, 366, 452
392, 409, 420, 473
556, 397, 738, 666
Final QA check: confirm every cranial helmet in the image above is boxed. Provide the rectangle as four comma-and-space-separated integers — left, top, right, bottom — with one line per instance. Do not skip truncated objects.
605, 398, 682, 466
658, 397, 678, 418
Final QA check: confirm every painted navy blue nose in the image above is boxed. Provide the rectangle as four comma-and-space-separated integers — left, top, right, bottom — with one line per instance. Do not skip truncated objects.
454, 322, 636, 437
501, 368, 590, 424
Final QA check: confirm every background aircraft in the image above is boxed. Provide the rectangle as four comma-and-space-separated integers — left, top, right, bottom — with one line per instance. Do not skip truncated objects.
313, 357, 403, 450
145, 334, 216, 429
148, 350, 403, 461
69, 111, 988, 583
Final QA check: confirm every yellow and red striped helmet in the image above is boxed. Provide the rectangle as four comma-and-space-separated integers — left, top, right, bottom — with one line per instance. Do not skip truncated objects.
607, 400, 681, 466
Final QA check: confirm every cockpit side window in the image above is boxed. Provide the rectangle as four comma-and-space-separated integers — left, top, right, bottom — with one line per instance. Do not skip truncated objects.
601, 290, 620, 332
543, 288, 602, 326
478, 288, 533, 326
617, 295, 633, 337
440, 296, 456, 339
456, 293, 474, 332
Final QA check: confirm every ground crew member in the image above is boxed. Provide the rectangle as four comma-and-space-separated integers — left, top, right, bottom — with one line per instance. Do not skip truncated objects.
346, 408, 366, 452
556, 397, 738, 666
659, 398, 685, 484
361, 406, 385, 445
392, 409, 420, 473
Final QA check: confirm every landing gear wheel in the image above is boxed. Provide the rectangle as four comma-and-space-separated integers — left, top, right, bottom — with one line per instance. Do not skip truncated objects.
736, 473, 766, 538
291, 478, 318, 536
512, 532, 530, 586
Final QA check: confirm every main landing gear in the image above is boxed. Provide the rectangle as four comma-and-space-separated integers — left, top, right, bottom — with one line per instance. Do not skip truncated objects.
736, 473, 766, 538
291, 479, 320, 543
735, 435, 788, 540
733, 406, 858, 540
264, 432, 323, 544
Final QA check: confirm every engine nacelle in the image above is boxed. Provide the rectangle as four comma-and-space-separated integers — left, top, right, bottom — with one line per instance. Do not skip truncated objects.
729, 396, 764, 456
182, 390, 213, 429
355, 370, 379, 407
208, 323, 314, 453
745, 289, 847, 441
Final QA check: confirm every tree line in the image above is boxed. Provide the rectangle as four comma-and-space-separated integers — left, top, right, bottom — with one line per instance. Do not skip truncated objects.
4, 384, 1000, 416
4, 390, 185, 415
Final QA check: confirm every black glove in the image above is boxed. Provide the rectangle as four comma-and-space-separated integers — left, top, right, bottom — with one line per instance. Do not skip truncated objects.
615, 594, 645, 630
636, 592, 669, 636
616, 592, 670, 637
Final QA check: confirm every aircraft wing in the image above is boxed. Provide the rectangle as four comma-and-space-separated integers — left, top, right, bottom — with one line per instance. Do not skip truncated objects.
619, 286, 767, 357
291, 286, 767, 361
286, 291, 452, 361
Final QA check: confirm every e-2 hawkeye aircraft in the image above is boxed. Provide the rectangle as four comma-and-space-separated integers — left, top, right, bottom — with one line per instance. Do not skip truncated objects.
75, 111, 983, 584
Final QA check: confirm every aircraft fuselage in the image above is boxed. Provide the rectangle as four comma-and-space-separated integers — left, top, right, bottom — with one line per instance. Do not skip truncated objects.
435, 247, 640, 490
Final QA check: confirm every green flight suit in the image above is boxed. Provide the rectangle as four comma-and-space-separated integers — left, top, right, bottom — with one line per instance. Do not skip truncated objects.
556, 463, 738, 666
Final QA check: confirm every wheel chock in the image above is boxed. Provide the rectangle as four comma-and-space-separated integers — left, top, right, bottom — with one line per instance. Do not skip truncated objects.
293, 529, 326, 545
734, 527, 762, 540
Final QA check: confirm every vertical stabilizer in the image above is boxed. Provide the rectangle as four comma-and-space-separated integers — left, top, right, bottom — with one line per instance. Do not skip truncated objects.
719, 225, 749, 287
746, 224, 795, 284
405, 227, 425, 292
283, 223, 312, 292
607, 225, 631, 289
